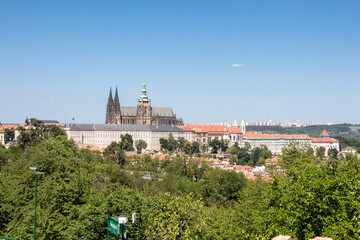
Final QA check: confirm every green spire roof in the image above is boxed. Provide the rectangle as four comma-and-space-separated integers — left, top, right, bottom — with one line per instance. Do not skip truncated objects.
138, 81, 151, 101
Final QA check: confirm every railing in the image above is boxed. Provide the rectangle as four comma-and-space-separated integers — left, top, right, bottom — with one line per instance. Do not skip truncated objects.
0, 237, 17, 240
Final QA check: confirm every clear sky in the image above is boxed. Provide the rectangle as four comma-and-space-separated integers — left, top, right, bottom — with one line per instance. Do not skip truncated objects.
0, 0, 359, 124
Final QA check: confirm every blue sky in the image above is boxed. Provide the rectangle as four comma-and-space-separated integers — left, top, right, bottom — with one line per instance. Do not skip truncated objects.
0, 0, 359, 124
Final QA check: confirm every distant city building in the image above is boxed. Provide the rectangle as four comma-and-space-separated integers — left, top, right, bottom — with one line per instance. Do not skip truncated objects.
105, 82, 182, 125
64, 123, 193, 151
311, 129, 340, 155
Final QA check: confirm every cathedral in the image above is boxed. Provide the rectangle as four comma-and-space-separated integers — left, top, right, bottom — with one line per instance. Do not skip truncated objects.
105, 82, 182, 125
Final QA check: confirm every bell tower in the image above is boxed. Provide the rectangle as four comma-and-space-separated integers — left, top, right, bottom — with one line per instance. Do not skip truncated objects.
137, 81, 152, 125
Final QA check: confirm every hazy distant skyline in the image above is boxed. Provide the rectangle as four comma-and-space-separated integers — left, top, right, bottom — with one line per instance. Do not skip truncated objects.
1, 1, 359, 124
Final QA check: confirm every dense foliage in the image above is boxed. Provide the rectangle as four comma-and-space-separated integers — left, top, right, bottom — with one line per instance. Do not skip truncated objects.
1, 124, 360, 239
160, 133, 201, 154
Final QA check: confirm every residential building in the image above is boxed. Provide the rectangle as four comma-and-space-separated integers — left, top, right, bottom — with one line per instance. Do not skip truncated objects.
179, 124, 244, 146
311, 129, 340, 155
242, 132, 311, 155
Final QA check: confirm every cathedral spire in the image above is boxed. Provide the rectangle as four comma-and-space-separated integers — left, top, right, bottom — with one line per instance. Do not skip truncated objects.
108, 87, 113, 102
114, 86, 121, 124
105, 87, 114, 124
114, 86, 119, 102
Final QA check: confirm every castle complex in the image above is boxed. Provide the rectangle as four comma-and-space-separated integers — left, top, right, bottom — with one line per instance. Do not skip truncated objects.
105, 82, 182, 125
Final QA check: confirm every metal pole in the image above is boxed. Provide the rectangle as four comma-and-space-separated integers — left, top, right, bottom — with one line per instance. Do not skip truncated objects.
107, 216, 110, 240
33, 174, 38, 240
137, 216, 140, 240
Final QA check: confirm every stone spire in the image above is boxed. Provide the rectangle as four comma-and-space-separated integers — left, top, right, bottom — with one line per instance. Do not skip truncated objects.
138, 80, 151, 102
105, 87, 114, 124
114, 86, 122, 124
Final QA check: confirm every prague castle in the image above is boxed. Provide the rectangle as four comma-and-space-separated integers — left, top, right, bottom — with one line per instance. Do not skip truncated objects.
105, 82, 182, 125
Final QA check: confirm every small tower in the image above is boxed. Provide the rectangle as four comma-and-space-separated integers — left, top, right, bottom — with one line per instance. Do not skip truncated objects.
114, 87, 122, 124
105, 87, 114, 124
240, 119, 246, 134
137, 81, 152, 125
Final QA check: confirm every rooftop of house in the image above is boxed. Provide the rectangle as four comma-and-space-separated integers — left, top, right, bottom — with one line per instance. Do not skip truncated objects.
179, 125, 242, 134
311, 138, 339, 143
342, 146, 356, 152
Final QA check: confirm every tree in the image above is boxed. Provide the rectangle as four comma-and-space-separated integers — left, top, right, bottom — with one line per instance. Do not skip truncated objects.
227, 143, 241, 155
145, 193, 207, 239
201, 168, 247, 205
219, 139, 229, 152
103, 142, 127, 166
316, 146, 326, 160
15, 118, 66, 147
167, 132, 178, 152
120, 133, 134, 151
209, 139, 221, 153
191, 141, 200, 154
267, 153, 360, 240
4, 128, 15, 143
250, 145, 272, 166
159, 138, 168, 151
177, 137, 187, 151
200, 144, 208, 153
183, 141, 192, 154
328, 148, 338, 159
135, 139, 147, 154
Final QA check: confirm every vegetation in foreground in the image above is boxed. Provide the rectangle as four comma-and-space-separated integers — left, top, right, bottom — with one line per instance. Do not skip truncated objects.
0, 124, 360, 239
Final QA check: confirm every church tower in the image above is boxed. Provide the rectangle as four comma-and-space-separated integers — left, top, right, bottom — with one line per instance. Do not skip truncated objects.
114, 87, 122, 124
137, 81, 152, 125
240, 119, 246, 134
105, 87, 114, 124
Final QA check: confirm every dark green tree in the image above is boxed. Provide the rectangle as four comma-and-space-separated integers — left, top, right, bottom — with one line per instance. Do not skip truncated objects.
159, 138, 168, 151
167, 132, 178, 152
182, 141, 192, 154
120, 133, 134, 151
16, 118, 66, 147
316, 146, 326, 160
103, 141, 127, 166
4, 128, 15, 143
177, 137, 187, 151
328, 148, 338, 159
135, 139, 147, 154
191, 141, 200, 154
209, 139, 221, 153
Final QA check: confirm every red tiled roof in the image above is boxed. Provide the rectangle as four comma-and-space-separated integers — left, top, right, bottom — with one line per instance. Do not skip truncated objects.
1, 124, 19, 129
343, 146, 356, 151
244, 173, 256, 180
321, 129, 329, 136
266, 157, 281, 163
179, 125, 242, 134
311, 138, 339, 143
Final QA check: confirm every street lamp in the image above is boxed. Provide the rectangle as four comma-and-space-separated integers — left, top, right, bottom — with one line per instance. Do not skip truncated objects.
29, 167, 45, 240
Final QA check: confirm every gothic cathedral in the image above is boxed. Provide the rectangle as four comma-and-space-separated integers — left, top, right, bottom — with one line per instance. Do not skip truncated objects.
105, 82, 182, 125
